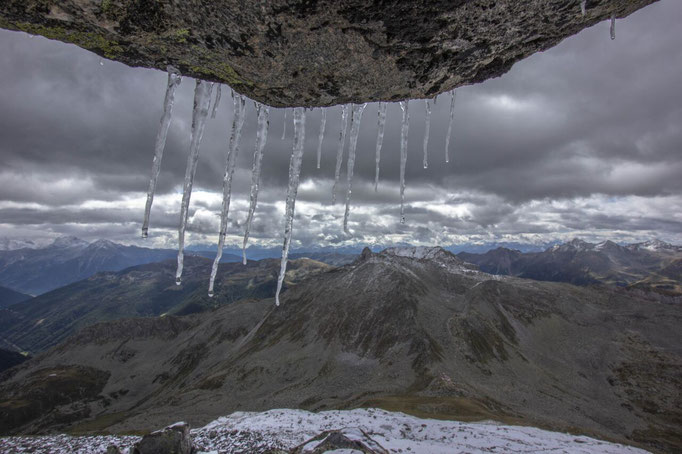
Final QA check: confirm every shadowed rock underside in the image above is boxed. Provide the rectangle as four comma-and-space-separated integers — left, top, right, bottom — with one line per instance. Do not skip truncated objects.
0, 0, 658, 107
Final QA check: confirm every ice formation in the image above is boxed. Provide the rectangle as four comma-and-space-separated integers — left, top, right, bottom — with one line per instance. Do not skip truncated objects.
141, 66, 182, 239
275, 107, 306, 306
445, 90, 456, 164
399, 100, 410, 224
141, 68, 470, 302
343, 103, 367, 233
423, 99, 432, 169
176, 80, 214, 285
242, 103, 270, 265
281, 108, 288, 140
374, 102, 387, 192
610, 14, 616, 40
208, 93, 247, 296
332, 104, 350, 204
211, 84, 222, 119
316, 109, 327, 169
581, 0, 587, 16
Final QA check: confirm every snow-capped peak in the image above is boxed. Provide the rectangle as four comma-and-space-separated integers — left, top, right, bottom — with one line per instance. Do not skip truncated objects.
627, 239, 678, 252
549, 238, 594, 253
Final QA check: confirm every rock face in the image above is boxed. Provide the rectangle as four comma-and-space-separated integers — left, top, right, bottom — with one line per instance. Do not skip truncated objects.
132, 422, 192, 454
0, 0, 658, 107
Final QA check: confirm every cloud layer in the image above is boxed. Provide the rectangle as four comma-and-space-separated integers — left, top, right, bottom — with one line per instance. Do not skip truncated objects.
1, 0, 681, 249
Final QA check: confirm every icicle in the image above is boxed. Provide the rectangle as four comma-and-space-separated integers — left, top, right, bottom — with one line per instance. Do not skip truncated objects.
141, 66, 182, 239
332, 104, 350, 204
610, 13, 616, 40
241, 103, 270, 265
445, 90, 456, 164
275, 107, 306, 306
399, 100, 410, 224
374, 102, 387, 192
343, 103, 367, 233
423, 99, 431, 169
211, 85, 222, 119
208, 94, 247, 296
281, 108, 288, 140
316, 109, 327, 169
580, 0, 586, 16
176, 80, 214, 285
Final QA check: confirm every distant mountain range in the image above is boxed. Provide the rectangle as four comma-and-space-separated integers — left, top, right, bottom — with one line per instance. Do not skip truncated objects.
0, 256, 331, 354
0, 236, 243, 295
1, 247, 678, 453
458, 238, 682, 296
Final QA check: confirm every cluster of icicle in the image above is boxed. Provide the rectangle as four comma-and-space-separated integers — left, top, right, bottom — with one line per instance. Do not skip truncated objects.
142, 4, 615, 306
141, 67, 459, 305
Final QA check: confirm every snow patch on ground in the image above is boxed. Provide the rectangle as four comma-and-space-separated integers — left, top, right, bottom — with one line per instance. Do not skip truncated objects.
0, 408, 649, 453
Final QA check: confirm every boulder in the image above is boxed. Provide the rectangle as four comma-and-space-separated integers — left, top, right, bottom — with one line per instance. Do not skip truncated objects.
132, 421, 192, 454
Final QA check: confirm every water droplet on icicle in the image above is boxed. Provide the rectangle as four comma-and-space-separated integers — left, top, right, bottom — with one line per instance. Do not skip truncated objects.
275, 107, 306, 306
142, 66, 182, 239
332, 104, 350, 204
208, 94, 247, 296
176, 80, 214, 285
343, 103, 367, 233
445, 90, 456, 164
242, 103, 270, 265
374, 102, 388, 192
316, 109, 327, 169
399, 100, 410, 224
423, 99, 431, 169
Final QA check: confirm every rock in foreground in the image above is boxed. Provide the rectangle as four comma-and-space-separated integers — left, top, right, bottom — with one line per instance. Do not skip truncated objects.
0, 0, 658, 106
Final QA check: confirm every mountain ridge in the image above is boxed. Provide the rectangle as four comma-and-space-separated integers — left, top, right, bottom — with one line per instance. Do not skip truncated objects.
1, 247, 679, 453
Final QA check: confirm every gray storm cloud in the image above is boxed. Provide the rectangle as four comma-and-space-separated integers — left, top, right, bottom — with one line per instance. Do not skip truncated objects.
0, 0, 681, 249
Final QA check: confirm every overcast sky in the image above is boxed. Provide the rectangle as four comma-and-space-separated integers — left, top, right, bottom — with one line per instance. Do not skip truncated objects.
1, 0, 681, 250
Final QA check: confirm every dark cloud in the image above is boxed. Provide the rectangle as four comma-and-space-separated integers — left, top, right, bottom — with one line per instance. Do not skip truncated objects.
1, 0, 681, 248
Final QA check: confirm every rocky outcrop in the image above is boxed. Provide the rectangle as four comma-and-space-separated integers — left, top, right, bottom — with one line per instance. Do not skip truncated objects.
0, 0, 658, 107
132, 422, 192, 454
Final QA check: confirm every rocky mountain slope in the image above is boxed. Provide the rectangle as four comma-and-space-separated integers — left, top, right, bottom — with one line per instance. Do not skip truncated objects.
0, 236, 241, 295
458, 239, 682, 295
0, 285, 30, 308
1, 247, 679, 452
0, 255, 330, 354
0, 349, 29, 374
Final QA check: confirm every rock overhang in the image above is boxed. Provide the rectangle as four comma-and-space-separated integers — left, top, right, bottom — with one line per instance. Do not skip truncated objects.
0, 0, 659, 107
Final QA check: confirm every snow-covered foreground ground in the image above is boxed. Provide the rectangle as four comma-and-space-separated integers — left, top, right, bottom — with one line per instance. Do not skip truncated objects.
0, 408, 648, 453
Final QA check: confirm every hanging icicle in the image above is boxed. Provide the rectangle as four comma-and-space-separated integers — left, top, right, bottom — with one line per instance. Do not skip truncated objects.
208, 94, 248, 296
242, 103, 270, 265
423, 99, 432, 169
275, 107, 306, 306
343, 103, 367, 233
282, 108, 288, 140
610, 13, 616, 40
580, 0, 586, 16
332, 104, 350, 204
176, 80, 214, 285
211, 85, 222, 119
445, 90, 456, 164
141, 66, 182, 239
399, 100, 410, 224
374, 102, 387, 192
316, 109, 327, 169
